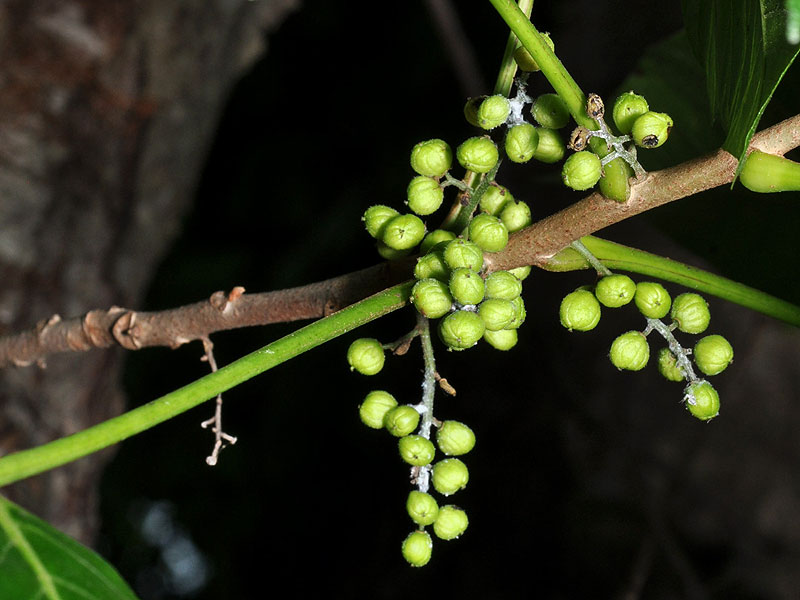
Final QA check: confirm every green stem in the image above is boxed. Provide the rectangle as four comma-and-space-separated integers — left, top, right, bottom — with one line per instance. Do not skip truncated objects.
449, 160, 503, 235
0, 281, 415, 487
492, 0, 533, 97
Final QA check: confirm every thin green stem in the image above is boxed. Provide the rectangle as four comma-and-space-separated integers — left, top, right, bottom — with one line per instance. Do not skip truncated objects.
570, 239, 611, 276
492, 0, 533, 97
449, 160, 503, 235
0, 281, 415, 487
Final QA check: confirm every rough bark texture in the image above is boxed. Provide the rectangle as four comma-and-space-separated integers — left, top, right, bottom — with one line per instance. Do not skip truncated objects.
0, 0, 298, 544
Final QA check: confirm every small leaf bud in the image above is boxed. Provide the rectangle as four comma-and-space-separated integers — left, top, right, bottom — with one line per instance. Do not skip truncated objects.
411, 278, 454, 319
381, 214, 426, 251
384, 405, 421, 437
414, 249, 450, 282
478, 298, 517, 331
533, 127, 566, 164
693, 334, 734, 376
463, 96, 486, 128
479, 184, 513, 216
499, 200, 532, 233
531, 93, 570, 129
347, 338, 384, 375
634, 282, 672, 319
438, 310, 485, 350
359, 390, 398, 429
420, 229, 457, 255
657, 348, 686, 382
612, 91, 649, 134
399, 435, 436, 466
433, 505, 469, 541
562, 151, 602, 191
363, 205, 400, 239
477, 95, 511, 130
457, 136, 499, 173
594, 274, 636, 308
670, 293, 711, 334
406, 491, 439, 527
559, 289, 602, 331
485, 270, 523, 301
505, 123, 539, 164
740, 150, 800, 193
443, 239, 483, 272
512, 33, 554, 72
436, 420, 476, 456
401, 530, 433, 567
410, 139, 453, 177
431, 458, 469, 496
609, 331, 650, 371
483, 328, 518, 350
468, 214, 509, 252
449, 268, 485, 305
685, 380, 720, 421
406, 176, 444, 216
631, 111, 673, 148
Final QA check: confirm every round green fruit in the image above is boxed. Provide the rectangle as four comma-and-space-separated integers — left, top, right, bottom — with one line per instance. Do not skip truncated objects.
449, 268, 485, 305
479, 184, 513, 216
431, 458, 469, 496
559, 289, 602, 332
562, 150, 602, 191
406, 491, 439, 527
657, 348, 686, 382
433, 505, 469, 541
347, 338, 384, 375
401, 530, 433, 567
477, 95, 511, 130
376, 240, 411, 261
612, 91, 649, 135
436, 421, 476, 456
594, 274, 636, 308
468, 214, 509, 253
358, 390, 398, 429
381, 214, 426, 251
508, 265, 531, 281
407, 176, 444, 216
478, 298, 517, 331
438, 310, 485, 350
384, 405, 421, 437
483, 328, 518, 350
457, 137, 499, 173
533, 127, 566, 164
507, 295, 526, 329
670, 293, 710, 334
463, 96, 486, 128
631, 111, 673, 148
398, 435, 436, 466
609, 331, 650, 371
512, 32, 554, 72
414, 247, 450, 282
634, 282, 672, 319
443, 239, 484, 272
505, 123, 539, 164
685, 380, 720, 421
411, 278, 454, 319
484, 270, 523, 301
499, 200, 532, 233
693, 334, 733, 376
419, 229, 457, 255
531, 93, 570, 129
411, 139, 453, 177
363, 205, 400, 239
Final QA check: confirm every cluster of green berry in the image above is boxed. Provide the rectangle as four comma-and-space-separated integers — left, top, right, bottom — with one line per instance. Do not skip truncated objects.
559, 274, 733, 420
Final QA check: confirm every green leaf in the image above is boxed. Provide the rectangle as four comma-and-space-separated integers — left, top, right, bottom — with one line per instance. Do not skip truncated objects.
0, 495, 139, 600
788, 0, 800, 43
682, 0, 800, 173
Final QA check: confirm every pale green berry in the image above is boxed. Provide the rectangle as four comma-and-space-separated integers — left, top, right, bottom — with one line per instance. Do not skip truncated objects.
533, 127, 566, 164
359, 390, 398, 429
685, 380, 720, 421
478, 298, 517, 331
531, 93, 570, 129
594, 274, 636, 308
508, 265, 531, 281
411, 278, 454, 319
657, 348, 686, 382
406, 176, 444, 216
433, 505, 469, 541
401, 530, 433, 567
612, 91, 649, 135
463, 96, 485, 128
443, 239, 483, 272
559, 289, 601, 332
484, 270, 523, 301
499, 200, 532, 233
634, 282, 672, 319
479, 184, 513, 216
406, 491, 439, 527
670, 293, 710, 334
347, 338, 384, 375
432, 458, 469, 496
483, 328, 518, 350
609, 331, 650, 371
693, 334, 734, 376
631, 111, 673, 148
376, 240, 411, 261
436, 420, 476, 456
381, 214, 426, 251
420, 229, 457, 254
512, 33, 554, 72
438, 310, 485, 350
384, 405, 421, 437
740, 150, 800, 193
411, 139, 453, 177
505, 123, 539, 164
363, 205, 400, 239
414, 251, 450, 282
477, 95, 511, 130
457, 137, 499, 173
507, 295, 526, 329
399, 435, 436, 466
449, 268, 485, 305
468, 214, 509, 252
598, 157, 632, 203
562, 151, 602, 191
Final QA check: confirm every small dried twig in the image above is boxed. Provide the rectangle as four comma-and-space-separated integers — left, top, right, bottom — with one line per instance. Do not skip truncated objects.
199, 337, 237, 465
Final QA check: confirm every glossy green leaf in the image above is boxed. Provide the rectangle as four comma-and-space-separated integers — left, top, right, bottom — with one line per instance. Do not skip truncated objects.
788, 0, 800, 43
0, 495, 139, 600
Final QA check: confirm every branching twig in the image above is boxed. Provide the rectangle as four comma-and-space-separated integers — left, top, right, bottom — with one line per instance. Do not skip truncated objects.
199, 337, 237, 465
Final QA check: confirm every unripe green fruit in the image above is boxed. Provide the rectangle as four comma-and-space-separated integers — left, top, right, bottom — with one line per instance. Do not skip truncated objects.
505, 123, 539, 164
414, 250, 450, 282
359, 390, 398, 429
478, 298, 517, 331
433, 505, 469, 541
670, 293, 711, 334
438, 310, 485, 350
443, 239, 483, 272
457, 137, 499, 173
376, 240, 411, 261
559, 289, 602, 331
508, 265, 531, 281
436, 420, 476, 456
531, 93, 570, 129
406, 491, 439, 527
533, 127, 566, 164
399, 435, 436, 466
485, 270, 523, 301
631, 111, 673, 148
483, 328, 518, 350
410, 139, 453, 177
381, 214, 426, 251
657, 348, 686, 382
597, 157, 632, 203
594, 274, 636, 308
347, 338, 384, 375
411, 278, 454, 319
693, 334, 734, 376
612, 91, 649, 135
401, 530, 432, 567
609, 331, 650, 371
431, 458, 469, 495
463, 96, 486, 128
499, 200, 532, 233
562, 150, 602, 191
634, 282, 672, 319
685, 380, 720, 421
468, 214, 509, 252
512, 32, 554, 72
740, 150, 800, 193
384, 405, 421, 437
406, 176, 444, 216
507, 295, 526, 329
363, 205, 400, 239
420, 229, 457, 254
479, 184, 513, 216
477, 95, 511, 130
449, 268, 485, 305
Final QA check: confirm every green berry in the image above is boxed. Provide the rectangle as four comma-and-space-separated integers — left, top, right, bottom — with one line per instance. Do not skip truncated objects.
657, 348, 686, 382
384, 405, 421, 437
508, 265, 531, 281
594, 274, 636, 308
406, 491, 439, 527
478, 298, 517, 331
407, 176, 444, 216
419, 229, 457, 255
411, 278, 454, 319
398, 435, 436, 466
559, 289, 601, 332
376, 240, 411, 261
363, 205, 400, 239
449, 268, 485, 305
612, 91, 649, 135
532, 127, 566, 164
347, 338, 384, 375
670, 293, 710, 334
431, 458, 469, 496
634, 282, 672, 319
609, 331, 650, 371
463, 96, 486, 128
410, 139, 453, 177
457, 137, 499, 173
436, 420, 476, 456
512, 33, 554, 72
438, 310, 485, 350
631, 111, 673, 148
359, 390, 398, 429
531, 93, 570, 129
401, 530, 433, 567
483, 328, 518, 350
693, 334, 734, 376
484, 270, 523, 301
598, 157, 632, 203
443, 239, 483, 272
505, 123, 539, 164
381, 214, 426, 251
479, 184, 513, 216
433, 505, 469, 541
740, 150, 800, 193
414, 250, 450, 282
685, 380, 720, 421
468, 214, 509, 253
562, 151, 602, 191
499, 200, 532, 233
477, 95, 511, 130
507, 295, 527, 329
